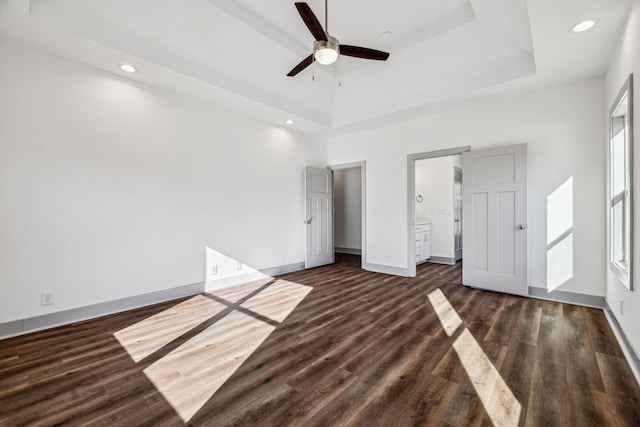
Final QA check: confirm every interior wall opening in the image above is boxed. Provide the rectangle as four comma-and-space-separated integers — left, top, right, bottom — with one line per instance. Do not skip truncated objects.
330, 162, 366, 270
414, 155, 463, 267
407, 147, 470, 277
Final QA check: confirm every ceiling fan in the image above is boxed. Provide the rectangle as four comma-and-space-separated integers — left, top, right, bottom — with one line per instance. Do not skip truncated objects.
287, 1, 390, 77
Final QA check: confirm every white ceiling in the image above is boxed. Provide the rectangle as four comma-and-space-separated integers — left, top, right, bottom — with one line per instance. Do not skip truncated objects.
0, 0, 632, 137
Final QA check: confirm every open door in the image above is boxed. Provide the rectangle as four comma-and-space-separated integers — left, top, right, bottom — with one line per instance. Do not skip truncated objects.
305, 166, 334, 269
462, 144, 527, 296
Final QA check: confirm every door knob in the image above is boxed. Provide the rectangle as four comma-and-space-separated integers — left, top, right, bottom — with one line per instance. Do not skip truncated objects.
517, 224, 527, 230
304, 218, 312, 225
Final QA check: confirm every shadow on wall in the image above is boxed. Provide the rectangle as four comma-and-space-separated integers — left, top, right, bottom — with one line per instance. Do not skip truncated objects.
546, 177, 574, 292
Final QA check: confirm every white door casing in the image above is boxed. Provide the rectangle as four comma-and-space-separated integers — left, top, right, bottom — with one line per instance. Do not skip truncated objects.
305, 166, 334, 269
454, 167, 463, 262
462, 144, 528, 295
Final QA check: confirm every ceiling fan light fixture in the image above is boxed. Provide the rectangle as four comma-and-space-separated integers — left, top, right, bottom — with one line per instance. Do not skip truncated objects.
314, 36, 340, 65
315, 48, 338, 65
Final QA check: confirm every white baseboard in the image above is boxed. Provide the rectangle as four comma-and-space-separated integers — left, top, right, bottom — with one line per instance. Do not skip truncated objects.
0, 281, 205, 341
204, 262, 304, 291
425, 256, 456, 265
265, 262, 305, 276
603, 305, 640, 387
527, 286, 606, 308
0, 262, 305, 341
365, 262, 410, 277
335, 247, 362, 255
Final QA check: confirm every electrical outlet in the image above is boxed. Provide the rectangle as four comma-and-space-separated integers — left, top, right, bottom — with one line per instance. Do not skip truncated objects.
236, 261, 243, 270
620, 299, 624, 315
385, 255, 391, 262
41, 291, 55, 306
211, 264, 218, 275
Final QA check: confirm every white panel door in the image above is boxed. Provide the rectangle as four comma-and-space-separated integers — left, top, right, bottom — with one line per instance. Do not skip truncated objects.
462, 144, 527, 295
305, 166, 334, 269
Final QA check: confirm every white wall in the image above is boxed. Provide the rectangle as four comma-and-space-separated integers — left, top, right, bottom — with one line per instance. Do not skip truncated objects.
334, 168, 362, 251
0, 40, 327, 324
328, 77, 606, 297
415, 156, 455, 259
605, 0, 640, 356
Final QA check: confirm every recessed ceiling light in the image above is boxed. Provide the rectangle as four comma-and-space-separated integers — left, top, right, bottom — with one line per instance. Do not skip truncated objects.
285, 119, 294, 125
119, 64, 137, 73
381, 31, 392, 40
569, 19, 597, 33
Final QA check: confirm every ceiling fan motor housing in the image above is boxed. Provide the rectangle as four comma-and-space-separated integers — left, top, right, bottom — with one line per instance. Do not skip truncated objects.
314, 36, 340, 65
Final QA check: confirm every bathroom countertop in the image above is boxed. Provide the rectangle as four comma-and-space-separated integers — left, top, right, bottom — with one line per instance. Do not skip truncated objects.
415, 217, 432, 225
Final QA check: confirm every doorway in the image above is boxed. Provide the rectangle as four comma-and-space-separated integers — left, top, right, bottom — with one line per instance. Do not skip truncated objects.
407, 147, 470, 277
330, 162, 366, 270
413, 154, 463, 266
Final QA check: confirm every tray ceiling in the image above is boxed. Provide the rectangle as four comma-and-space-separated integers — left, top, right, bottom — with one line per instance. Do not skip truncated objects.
0, 0, 632, 136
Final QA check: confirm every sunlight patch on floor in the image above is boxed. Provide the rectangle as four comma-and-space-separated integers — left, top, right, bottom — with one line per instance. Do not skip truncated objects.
240, 279, 312, 323
207, 278, 272, 303
114, 277, 313, 423
427, 288, 463, 336
143, 309, 275, 423
114, 295, 227, 362
453, 328, 521, 426
428, 288, 521, 426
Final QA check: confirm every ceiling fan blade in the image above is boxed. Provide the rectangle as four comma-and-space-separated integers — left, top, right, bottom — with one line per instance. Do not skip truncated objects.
295, 2, 327, 41
287, 55, 314, 77
340, 45, 390, 61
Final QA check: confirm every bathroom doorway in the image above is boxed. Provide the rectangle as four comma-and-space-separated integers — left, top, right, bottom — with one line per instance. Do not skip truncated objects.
407, 146, 469, 277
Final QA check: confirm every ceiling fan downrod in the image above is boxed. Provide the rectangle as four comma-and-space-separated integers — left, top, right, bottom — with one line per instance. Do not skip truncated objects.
325, 0, 328, 34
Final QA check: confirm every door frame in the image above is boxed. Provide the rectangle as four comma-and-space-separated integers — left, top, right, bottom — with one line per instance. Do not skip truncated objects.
329, 161, 367, 270
407, 146, 470, 277
454, 166, 463, 262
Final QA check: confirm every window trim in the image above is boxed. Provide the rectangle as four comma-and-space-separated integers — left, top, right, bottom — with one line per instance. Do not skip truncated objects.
608, 74, 634, 290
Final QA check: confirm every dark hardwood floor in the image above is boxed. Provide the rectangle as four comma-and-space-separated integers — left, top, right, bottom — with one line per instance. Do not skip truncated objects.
1, 254, 639, 426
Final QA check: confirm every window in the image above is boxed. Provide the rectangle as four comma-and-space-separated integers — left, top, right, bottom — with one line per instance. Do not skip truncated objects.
609, 74, 634, 290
